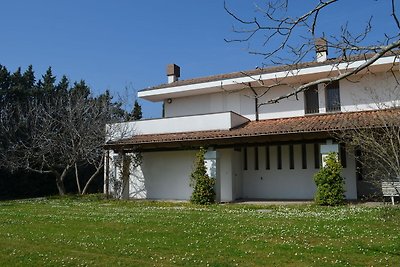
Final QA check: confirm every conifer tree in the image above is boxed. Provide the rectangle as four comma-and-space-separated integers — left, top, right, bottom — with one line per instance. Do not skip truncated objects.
41, 66, 56, 92
190, 147, 215, 205
314, 152, 345, 206
130, 99, 142, 120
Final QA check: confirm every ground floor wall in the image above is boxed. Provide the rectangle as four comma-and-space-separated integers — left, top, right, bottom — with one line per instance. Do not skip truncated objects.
106, 140, 359, 201
106, 150, 196, 200
241, 144, 357, 200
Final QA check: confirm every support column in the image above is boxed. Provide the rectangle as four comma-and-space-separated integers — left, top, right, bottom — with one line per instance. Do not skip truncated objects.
320, 139, 339, 166
218, 149, 234, 202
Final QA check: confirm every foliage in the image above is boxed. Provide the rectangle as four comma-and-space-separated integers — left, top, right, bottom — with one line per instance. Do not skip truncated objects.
0, 64, 129, 196
0, 198, 400, 266
130, 99, 142, 120
190, 148, 215, 205
313, 152, 345, 206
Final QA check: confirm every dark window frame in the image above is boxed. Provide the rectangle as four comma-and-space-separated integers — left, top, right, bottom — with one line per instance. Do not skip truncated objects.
243, 147, 248, 170
314, 143, 320, 169
304, 84, 320, 114
289, 144, 294, 169
325, 81, 341, 112
301, 143, 307, 169
254, 146, 259, 170
265, 145, 270, 170
277, 145, 282, 170
340, 143, 347, 168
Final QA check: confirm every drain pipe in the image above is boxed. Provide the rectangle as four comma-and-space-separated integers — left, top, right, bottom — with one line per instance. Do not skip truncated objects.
249, 85, 259, 121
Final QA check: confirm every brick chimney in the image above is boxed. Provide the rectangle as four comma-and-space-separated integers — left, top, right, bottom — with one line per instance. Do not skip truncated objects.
315, 38, 328, 62
167, 64, 180, 83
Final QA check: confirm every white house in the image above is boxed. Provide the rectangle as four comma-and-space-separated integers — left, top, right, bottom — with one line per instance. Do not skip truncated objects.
105, 40, 400, 201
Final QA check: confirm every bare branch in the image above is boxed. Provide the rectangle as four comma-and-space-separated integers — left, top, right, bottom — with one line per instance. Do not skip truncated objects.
266, 40, 400, 104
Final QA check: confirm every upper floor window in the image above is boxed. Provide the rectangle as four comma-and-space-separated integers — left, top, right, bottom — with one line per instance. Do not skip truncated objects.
304, 85, 319, 114
326, 81, 341, 112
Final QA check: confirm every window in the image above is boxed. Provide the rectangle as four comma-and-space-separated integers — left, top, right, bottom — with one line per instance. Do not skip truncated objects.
304, 85, 319, 114
277, 145, 282, 169
243, 147, 248, 170
289, 144, 294, 169
326, 81, 341, 112
265, 145, 270, 170
314, 143, 320, 169
254, 147, 259, 170
301, 144, 307, 169
340, 143, 347, 168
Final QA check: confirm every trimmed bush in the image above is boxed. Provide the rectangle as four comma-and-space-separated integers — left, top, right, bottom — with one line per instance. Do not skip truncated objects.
313, 152, 345, 206
190, 148, 215, 205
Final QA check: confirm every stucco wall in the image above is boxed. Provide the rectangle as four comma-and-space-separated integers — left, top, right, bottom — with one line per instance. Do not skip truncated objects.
164, 72, 399, 120
108, 143, 357, 201
242, 144, 357, 200
139, 150, 196, 200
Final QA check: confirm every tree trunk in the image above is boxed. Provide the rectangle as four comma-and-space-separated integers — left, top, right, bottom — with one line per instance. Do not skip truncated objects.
74, 163, 82, 194
82, 159, 104, 195
55, 175, 66, 196
54, 165, 71, 196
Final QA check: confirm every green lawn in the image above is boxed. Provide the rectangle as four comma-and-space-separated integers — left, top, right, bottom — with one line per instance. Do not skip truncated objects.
0, 196, 399, 266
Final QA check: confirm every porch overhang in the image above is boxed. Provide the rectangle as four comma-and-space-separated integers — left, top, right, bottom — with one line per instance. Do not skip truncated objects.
104, 108, 400, 152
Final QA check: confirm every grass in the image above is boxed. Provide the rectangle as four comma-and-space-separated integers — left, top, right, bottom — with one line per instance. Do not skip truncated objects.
0, 195, 399, 266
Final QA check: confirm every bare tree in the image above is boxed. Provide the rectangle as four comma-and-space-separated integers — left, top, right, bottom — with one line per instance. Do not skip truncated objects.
0, 75, 128, 195
224, 0, 400, 104
338, 109, 400, 183
223, 1, 400, 191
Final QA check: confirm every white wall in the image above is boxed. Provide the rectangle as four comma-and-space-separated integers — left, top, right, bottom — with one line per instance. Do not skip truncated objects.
130, 150, 196, 200
163, 72, 400, 121
107, 112, 249, 140
241, 143, 357, 200
340, 72, 400, 112
106, 142, 357, 201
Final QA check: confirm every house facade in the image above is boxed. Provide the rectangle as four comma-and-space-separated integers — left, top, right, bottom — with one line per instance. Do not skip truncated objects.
105, 43, 400, 201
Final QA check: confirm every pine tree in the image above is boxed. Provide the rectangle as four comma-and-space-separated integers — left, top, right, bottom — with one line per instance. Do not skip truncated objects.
190, 147, 215, 205
130, 100, 142, 120
56, 75, 69, 94
41, 66, 56, 92
22, 65, 35, 89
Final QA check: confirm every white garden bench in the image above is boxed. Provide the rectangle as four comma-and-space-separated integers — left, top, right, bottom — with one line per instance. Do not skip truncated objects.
382, 181, 400, 205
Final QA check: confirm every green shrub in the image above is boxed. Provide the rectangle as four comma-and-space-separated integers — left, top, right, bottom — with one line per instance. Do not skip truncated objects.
190, 148, 215, 205
313, 152, 345, 206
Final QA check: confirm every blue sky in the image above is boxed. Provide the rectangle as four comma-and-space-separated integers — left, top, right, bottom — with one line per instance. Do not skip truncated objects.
0, 1, 395, 118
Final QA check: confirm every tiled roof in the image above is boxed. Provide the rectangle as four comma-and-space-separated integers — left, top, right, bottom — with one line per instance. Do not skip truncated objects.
105, 109, 400, 150
141, 51, 400, 91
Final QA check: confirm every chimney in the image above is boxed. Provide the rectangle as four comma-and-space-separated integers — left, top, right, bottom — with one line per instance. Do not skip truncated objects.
315, 38, 328, 62
167, 64, 180, 83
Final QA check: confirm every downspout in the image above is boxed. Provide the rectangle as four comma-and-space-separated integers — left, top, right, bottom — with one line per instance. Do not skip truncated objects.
249, 84, 259, 121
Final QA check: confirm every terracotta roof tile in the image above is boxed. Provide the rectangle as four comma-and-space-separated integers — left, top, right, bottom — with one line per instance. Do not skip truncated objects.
141, 51, 400, 91
106, 109, 400, 150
